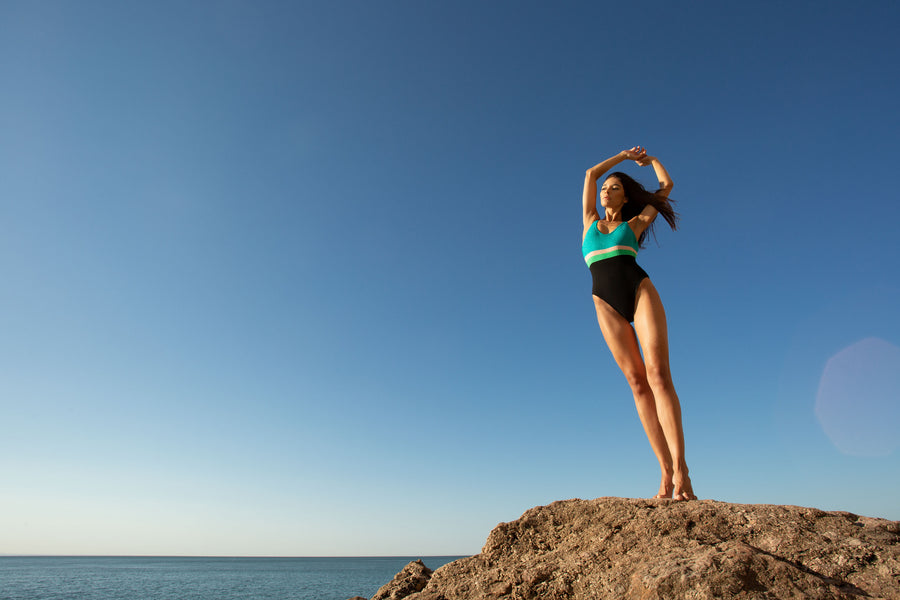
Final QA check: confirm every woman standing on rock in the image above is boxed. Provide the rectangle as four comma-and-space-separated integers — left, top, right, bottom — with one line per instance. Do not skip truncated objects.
582, 146, 696, 501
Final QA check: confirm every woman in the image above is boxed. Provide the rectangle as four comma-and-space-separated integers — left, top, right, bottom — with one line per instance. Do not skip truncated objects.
582, 146, 696, 501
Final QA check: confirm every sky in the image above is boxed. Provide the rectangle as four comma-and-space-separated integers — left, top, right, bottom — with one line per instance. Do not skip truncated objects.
1, 1, 899, 557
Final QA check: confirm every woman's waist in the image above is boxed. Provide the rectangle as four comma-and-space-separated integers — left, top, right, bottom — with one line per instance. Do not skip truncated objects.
583, 245, 639, 266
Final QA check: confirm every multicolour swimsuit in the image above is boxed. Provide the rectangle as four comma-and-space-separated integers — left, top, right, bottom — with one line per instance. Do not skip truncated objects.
582, 220, 649, 322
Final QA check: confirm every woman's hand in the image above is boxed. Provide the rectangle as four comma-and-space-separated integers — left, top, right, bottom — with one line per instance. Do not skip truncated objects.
625, 146, 656, 167
620, 146, 647, 162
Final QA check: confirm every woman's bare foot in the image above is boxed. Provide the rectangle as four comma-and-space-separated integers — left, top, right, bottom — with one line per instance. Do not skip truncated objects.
673, 473, 696, 501
652, 475, 674, 499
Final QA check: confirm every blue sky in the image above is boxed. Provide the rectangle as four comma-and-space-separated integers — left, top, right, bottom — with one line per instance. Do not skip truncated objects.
2, 1, 898, 556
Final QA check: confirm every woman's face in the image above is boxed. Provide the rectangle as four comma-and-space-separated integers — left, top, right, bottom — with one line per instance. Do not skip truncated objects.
600, 177, 627, 210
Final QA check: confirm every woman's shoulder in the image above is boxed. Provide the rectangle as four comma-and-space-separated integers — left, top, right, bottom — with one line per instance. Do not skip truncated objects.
628, 207, 659, 238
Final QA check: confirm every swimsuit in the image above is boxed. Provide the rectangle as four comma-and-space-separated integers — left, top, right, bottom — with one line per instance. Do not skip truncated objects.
582, 220, 649, 323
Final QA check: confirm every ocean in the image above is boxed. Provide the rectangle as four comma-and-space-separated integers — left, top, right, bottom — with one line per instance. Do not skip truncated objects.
0, 556, 466, 600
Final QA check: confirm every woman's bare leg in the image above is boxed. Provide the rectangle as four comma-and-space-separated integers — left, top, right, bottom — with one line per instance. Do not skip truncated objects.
632, 280, 696, 500
592, 296, 676, 498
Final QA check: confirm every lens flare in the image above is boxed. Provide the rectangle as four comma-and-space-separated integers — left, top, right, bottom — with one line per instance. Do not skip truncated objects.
815, 337, 900, 457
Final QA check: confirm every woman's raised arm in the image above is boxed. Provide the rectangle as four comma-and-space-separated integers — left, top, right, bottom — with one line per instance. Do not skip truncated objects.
630, 154, 675, 238
637, 155, 674, 198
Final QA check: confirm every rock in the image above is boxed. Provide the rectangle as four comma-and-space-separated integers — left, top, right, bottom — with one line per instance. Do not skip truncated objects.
377, 497, 900, 599
370, 559, 433, 600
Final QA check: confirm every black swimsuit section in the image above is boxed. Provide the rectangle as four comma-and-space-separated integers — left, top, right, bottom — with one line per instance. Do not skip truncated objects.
589, 256, 648, 322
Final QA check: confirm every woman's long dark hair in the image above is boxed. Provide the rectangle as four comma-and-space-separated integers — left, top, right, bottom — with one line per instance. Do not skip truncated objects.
607, 171, 678, 248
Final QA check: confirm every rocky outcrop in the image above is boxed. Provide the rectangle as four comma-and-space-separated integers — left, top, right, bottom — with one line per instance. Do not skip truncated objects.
371, 559, 433, 600
361, 497, 900, 600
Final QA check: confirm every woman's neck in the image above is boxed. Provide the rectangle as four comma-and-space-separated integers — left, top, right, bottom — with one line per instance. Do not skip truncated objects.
604, 209, 624, 222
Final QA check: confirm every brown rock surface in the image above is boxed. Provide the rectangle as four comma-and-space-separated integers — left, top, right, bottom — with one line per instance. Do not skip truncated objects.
376, 497, 900, 600
371, 559, 433, 600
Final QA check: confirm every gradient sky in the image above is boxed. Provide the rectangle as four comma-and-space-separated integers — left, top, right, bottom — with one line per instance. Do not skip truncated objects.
2, 1, 899, 556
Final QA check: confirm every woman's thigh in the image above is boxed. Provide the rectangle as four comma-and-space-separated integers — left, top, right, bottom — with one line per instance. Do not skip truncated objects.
632, 279, 672, 379
593, 295, 646, 381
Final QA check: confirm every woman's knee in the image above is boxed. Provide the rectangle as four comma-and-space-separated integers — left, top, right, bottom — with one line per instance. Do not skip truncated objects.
622, 368, 651, 395
645, 362, 674, 393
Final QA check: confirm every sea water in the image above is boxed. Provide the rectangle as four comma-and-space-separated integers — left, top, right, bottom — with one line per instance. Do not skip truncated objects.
0, 556, 465, 600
